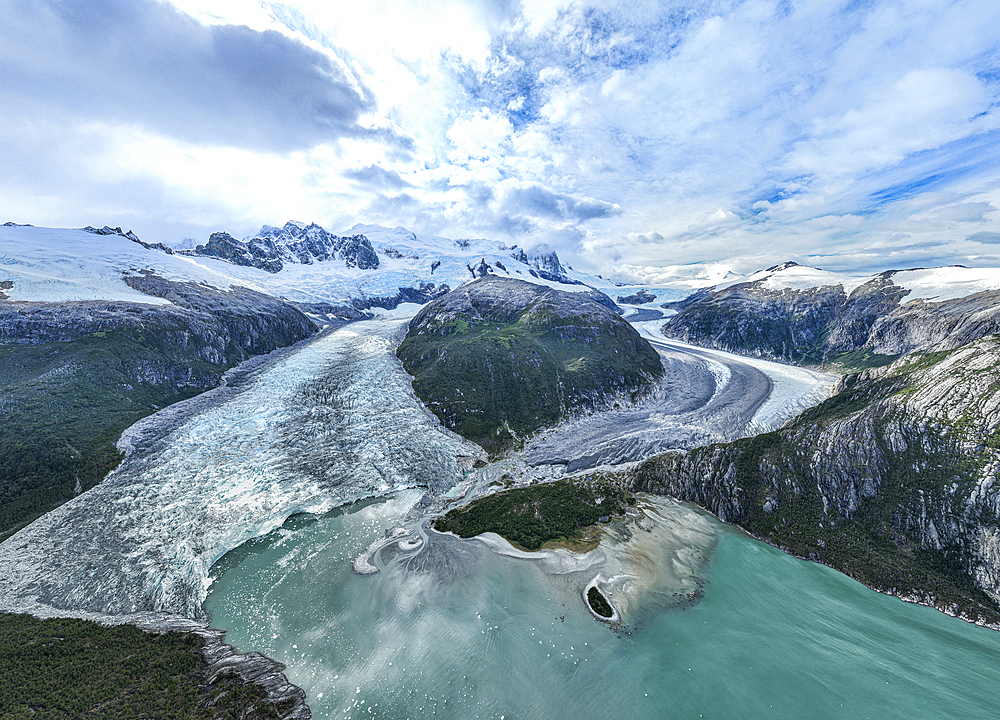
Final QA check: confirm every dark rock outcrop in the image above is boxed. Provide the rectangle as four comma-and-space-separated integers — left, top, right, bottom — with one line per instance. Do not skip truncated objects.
83, 225, 175, 255
131, 614, 311, 719
193, 231, 284, 273
196, 626, 311, 719
510, 248, 582, 285
617, 289, 657, 305
352, 282, 451, 311
468, 258, 493, 278
190, 222, 379, 273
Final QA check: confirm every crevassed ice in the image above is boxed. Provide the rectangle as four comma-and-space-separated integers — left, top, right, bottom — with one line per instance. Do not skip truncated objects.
0, 318, 472, 620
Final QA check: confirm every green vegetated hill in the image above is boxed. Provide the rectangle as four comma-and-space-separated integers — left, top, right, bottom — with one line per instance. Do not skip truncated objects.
0, 275, 318, 539
435, 476, 633, 551
396, 276, 664, 455
0, 613, 287, 719
628, 336, 1000, 626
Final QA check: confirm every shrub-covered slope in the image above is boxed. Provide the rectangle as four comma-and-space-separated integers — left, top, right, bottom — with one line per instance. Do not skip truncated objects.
0, 613, 300, 719
397, 276, 663, 455
435, 477, 632, 551
628, 336, 1000, 627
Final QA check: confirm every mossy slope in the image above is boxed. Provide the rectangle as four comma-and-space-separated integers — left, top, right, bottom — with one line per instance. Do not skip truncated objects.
435, 476, 632, 551
0, 279, 317, 538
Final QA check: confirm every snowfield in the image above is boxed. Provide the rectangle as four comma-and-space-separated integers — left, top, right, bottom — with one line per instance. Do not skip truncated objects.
0, 226, 261, 304
4, 223, 998, 313
0, 223, 649, 308
889, 266, 1000, 302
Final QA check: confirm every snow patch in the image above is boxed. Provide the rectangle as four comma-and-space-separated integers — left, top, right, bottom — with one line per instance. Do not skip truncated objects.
890, 267, 1000, 302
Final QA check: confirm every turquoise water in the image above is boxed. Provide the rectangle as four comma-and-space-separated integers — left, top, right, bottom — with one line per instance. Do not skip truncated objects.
205, 493, 1000, 719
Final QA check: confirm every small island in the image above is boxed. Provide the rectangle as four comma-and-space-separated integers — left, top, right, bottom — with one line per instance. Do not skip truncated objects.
586, 586, 615, 620
434, 477, 634, 552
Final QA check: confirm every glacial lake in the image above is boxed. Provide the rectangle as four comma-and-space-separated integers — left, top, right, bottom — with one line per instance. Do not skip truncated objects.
204, 490, 1000, 720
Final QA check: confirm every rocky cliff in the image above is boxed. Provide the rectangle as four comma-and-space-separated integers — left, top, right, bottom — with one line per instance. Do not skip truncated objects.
662, 264, 1000, 365
628, 336, 1000, 627
509, 248, 583, 285
0, 274, 319, 537
190, 222, 379, 273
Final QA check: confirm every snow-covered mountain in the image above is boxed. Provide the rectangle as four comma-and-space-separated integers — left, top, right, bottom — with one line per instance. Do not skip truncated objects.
661, 259, 1000, 363
3, 222, 999, 321
0, 221, 647, 313
712, 260, 1000, 302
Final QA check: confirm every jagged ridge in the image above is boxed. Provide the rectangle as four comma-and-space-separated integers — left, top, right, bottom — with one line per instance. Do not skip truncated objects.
189, 222, 379, 274
662, 266, 1000, 365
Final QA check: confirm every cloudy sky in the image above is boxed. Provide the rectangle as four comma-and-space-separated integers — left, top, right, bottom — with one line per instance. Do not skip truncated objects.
2, 0, 999, 281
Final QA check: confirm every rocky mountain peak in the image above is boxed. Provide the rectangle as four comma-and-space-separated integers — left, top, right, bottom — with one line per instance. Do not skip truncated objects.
509, 247, 580, 285
191, 221, 379, 273
532, 251, 566, 277
765, 260, 802, 273
83, 225, 175, 255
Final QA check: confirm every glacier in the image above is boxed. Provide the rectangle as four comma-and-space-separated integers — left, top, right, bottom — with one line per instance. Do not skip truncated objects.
0, 318, 476, 620
0, 306, 837, 626
521, 321, 838, 471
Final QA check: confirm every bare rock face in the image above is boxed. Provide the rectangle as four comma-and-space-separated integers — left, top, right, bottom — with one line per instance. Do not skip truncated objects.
509, 248, 582, 285
191, 222, 379, 273
617, 289, 656, 305
630, 336, 1000, 628
823, 274, 910, 353
196, 627, 312, 719
661, 281, 848, 363
865, 289, 1000, 356
352, 282, 451, 311
195, 231, 284, 273
662, 269, 1000, 364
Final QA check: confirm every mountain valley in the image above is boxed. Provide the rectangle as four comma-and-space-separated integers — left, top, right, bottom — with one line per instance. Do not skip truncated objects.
3, 223, 1000, 718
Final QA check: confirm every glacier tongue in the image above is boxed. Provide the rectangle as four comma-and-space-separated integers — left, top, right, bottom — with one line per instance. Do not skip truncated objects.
0, 318, 475, 620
